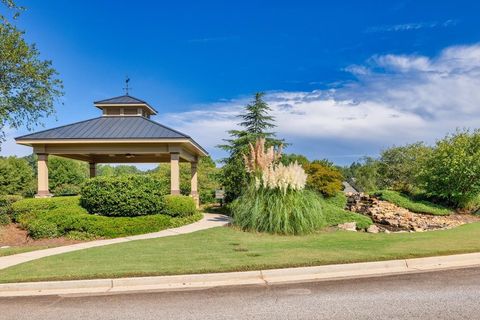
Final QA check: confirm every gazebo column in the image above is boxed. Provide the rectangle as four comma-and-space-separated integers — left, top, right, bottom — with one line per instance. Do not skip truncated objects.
36, 153, 52, 198
190, 161, 199, 208
89, 163, 97, 178
170, 152, 180, 195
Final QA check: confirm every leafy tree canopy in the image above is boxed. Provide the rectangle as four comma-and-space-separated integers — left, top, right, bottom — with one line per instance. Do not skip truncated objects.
0, 0, 63, 147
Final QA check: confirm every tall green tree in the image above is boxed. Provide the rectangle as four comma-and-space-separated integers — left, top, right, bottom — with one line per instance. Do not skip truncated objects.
218, 92, 284, 201
378, 142, 432, 193
0, 1, 63, 147
0, 156, 35, 196
419, 129, 480, 208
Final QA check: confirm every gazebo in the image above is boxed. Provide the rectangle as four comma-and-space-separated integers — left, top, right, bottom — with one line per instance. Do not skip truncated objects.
15, 94, 207, 206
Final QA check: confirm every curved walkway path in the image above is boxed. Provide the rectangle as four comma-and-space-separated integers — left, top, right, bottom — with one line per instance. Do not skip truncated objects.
0, 213, 231, 271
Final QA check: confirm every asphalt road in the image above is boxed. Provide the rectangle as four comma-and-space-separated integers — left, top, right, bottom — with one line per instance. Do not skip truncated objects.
1, 267, 480, 320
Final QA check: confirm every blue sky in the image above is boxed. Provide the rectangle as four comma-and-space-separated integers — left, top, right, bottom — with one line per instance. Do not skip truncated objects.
3, 0, 480, 165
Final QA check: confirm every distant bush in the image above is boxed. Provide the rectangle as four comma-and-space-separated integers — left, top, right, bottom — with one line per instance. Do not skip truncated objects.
378, 143, 431, 193
52, 184, 81, 196
305, 163, 343, 197
12, 196, 202, 239
80, 175, 169, 217
0, 157, 35, 197
163, 195, 197, 217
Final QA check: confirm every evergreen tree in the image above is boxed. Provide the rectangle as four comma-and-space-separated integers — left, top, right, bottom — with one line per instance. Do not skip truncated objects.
218, 92, 284, 201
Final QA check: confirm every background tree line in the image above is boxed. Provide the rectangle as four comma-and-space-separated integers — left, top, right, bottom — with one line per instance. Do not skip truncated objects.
343, 130, 480, 209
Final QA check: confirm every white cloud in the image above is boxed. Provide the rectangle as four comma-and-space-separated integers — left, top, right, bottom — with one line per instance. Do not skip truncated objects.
161, 44, 480, 163
365, 20, 458, 33
4, 43, 480, 165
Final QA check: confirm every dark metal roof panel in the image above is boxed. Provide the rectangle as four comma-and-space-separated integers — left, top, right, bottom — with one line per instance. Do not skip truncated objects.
15, 117, 190, 140
94, 95, 147, 105
93, 95, 158, 114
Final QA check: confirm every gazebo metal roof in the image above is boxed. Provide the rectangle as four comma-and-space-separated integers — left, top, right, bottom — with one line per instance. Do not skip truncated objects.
15, 116, 207, 155
94, 94, 158, 115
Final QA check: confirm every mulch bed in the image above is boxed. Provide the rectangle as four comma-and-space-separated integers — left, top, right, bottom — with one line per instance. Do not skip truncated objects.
0, 224, 83, 247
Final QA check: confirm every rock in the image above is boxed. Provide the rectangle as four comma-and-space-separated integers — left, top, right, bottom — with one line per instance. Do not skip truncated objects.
345, 193, 465, 232
367, 225, 380, 234
383, 229, 391, 234
338, 222, 357, 232
0, 246, 10, 249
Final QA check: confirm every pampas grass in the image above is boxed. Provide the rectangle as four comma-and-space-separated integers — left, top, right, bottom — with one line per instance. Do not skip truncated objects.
231, 185, 325, 235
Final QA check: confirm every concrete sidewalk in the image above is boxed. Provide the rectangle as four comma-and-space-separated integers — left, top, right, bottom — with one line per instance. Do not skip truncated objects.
1, 251, 480, 297
0, 213, 230, 271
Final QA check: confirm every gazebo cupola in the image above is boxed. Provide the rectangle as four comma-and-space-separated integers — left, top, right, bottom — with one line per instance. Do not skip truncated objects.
15, 94, 207, 207
94, 95, 158, 118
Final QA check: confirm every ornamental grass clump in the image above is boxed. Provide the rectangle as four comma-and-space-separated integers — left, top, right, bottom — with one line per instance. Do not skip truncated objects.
232, 138, 325, 235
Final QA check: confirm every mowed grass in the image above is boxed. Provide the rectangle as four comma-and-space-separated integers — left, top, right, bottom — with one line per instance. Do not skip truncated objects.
1, 223, 480, 283
375, 190, 452, 216
0, 246, 50, 257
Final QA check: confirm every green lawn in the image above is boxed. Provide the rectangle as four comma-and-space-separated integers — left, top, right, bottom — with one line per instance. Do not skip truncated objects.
1, 223, 480, 283
0, 246, 50, 257
375, 190, 451, 215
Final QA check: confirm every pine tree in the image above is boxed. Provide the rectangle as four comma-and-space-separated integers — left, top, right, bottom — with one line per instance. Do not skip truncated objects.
218, 92, 284, 201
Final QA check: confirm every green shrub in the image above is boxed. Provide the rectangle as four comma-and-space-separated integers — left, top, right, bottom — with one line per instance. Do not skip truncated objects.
0, 213, 10, 226
80, 175, 169, 217
231, 185, 325, 235
0, 195, 23, 225
305, 163, 343, 197
12, 196, 202, 239
163, 195, 197, 217
53, 184, 81, 196
27, 220, 59, 238
374, 190, 451, 216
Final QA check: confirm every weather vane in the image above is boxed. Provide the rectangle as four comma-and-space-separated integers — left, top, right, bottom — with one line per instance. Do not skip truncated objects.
123, 76, 131, 95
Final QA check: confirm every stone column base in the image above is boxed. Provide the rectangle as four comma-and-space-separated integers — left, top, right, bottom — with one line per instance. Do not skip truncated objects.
35, 192, 53, 198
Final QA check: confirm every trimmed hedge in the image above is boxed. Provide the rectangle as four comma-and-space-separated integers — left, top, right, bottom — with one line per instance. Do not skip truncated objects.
80, 175, 169, 217
163, 195, 197, 217
12, 196, 202, 239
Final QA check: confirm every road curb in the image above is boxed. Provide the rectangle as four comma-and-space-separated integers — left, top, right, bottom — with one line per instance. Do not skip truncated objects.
1, 252, 480, 297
